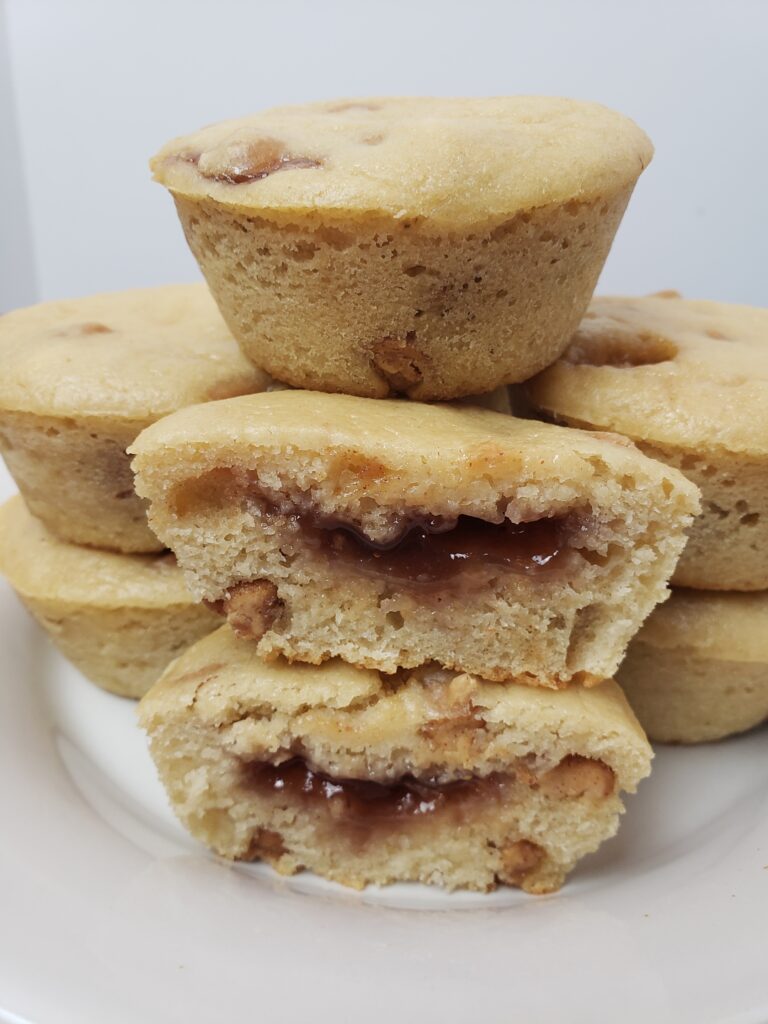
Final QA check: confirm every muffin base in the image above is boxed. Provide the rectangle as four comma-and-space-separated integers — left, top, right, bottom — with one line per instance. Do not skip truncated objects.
0, 409, 161, 553
638, 443, 768, 591
618, 642, 768, 743
173, 187, 634, 400
21, 595, 218, 698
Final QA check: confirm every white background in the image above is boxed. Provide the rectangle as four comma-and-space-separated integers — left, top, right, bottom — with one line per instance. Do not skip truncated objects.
1, 0, 767, 315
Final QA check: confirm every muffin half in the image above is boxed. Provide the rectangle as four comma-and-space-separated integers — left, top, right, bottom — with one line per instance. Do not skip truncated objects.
130, 390, 699, 687
140, 625, 653, 893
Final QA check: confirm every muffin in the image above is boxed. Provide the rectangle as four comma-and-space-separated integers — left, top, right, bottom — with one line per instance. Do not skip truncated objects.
0, 496, 219, 697
525, 293, 768, 589
151, 96, 653, 400
140, 625, 652, 893
618, 588, 768, 743
0, 283, 270, 553
130, 390, 699, 687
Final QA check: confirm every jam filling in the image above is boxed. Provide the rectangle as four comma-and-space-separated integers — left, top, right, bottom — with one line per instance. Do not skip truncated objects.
242, 757, 497, 823
297, 513, 567, 585
176, 139, 322, 184
240, 755, 614, 835
170, 470, 572, 586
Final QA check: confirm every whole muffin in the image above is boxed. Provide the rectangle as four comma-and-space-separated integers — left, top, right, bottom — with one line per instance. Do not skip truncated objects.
0, 497, 219, 698
618, 589, 768, 743
525, 293, 768, 590
151, 97, 653, 399
0, 283, 270, 553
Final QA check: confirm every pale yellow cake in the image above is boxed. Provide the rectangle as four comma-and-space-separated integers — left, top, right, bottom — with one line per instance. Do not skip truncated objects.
0, 283, 270, 553
151, 96, 652, 399
618, 588, 768, 743
130, 390, 699, 687
0, 496, 218, 697
525, 293, 768, 589
140, 625, 653, 893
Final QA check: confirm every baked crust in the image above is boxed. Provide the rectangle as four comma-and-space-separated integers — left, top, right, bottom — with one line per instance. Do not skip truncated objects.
0, 284, 269, 551
151, 96, 652, 227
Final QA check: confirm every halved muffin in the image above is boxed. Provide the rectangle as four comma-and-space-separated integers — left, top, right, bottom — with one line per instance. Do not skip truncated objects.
130, 390, 699, 687
139, 625, 653, 893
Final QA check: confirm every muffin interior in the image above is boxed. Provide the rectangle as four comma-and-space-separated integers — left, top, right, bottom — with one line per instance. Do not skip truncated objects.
142, 442, 695, 685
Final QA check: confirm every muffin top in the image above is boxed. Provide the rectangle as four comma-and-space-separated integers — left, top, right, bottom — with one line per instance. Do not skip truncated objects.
526, 293, 768, 457
129, 389, 699, 528
140, 624, 651, 791
151, 96, 652, 227
0, 284, 269, 424
634, 588, 768, 663
0, 496, 198, 608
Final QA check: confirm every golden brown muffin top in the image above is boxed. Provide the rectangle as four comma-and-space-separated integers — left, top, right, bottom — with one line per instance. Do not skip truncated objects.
140, 624, 652, 792
0, 284, 269, 424
526, 293, 768, 457
130, 389, 699, 527
151, 96, 652, 227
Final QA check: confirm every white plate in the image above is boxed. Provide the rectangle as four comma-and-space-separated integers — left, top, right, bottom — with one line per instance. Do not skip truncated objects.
1, 579, 767, 1024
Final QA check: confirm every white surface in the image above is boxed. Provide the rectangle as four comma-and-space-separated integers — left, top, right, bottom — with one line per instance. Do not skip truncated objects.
1, 582, 767, 1024
3, 0, 768, 307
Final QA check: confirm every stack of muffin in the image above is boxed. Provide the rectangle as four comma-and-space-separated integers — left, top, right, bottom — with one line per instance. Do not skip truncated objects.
525, 293, 768, 744
0, 285, 273, 696
0, 96, 757, 895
